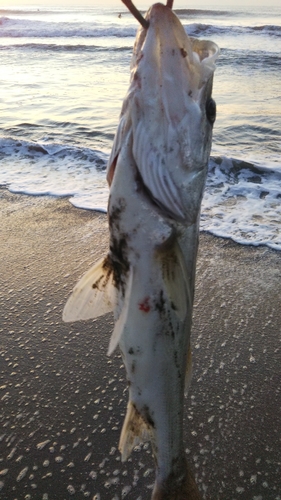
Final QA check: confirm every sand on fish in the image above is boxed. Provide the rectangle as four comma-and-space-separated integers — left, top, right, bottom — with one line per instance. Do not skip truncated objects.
1, 188, 280, 499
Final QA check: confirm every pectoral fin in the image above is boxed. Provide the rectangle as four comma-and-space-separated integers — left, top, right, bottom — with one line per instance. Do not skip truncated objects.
63, 256, 115, 322
160, 240, 191, 322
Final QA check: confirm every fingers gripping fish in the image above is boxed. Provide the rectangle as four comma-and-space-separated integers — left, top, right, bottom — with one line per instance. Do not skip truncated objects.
63, 2, 219, 498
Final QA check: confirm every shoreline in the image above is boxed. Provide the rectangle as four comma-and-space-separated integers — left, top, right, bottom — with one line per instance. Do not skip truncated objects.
1, 189, 280, 499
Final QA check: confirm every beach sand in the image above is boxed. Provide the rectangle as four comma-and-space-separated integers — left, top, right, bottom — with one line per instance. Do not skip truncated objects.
1, 188, 280, 499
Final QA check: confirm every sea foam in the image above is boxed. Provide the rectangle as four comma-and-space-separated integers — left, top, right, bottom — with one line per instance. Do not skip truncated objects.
0, 137, 280, 249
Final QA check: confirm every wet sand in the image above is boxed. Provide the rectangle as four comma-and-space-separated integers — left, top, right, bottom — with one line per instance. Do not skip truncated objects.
1, 189, 280, 500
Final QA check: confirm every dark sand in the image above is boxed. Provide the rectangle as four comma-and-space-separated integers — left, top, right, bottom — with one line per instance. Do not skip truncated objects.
1, 189, 280, 500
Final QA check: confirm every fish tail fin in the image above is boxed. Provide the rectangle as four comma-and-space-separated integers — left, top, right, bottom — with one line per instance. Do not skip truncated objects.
152, 456, 201, 500
119, 400, 152, 462
62, 256, 115, 322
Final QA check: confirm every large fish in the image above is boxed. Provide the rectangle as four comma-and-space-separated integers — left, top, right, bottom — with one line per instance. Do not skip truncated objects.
63, 2, 219, 498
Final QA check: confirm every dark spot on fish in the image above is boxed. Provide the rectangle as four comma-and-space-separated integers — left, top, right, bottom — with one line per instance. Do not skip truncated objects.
91, 258, 112, 290
102, 255, 112, 272
128, 403, 144, 435
108, 233, 130, 297
155, 290, 165, 314
162, 250, 178, 281
108, 198, 131, 296
188, 90, 192, 97
130, 403, 155, 431
136, 162, 147, 188
174, 350, 179, 369
172, 49, 175, 55
108, 198, 126, 232
128, 346, 142, 357
92, 275, 103, 289
142, 405, 155, 428
206, 97, 217, 125
131, 361, 136, 374
180, 48, 187, 58
110, 236, 128, 266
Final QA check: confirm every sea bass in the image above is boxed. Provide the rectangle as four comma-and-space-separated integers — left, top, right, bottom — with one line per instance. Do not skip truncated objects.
63, 2, 219, 498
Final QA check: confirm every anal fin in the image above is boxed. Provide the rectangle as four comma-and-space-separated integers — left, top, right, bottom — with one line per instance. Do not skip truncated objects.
119, 400, 152, 462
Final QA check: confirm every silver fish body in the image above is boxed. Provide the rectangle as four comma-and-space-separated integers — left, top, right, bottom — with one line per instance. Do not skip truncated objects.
108, 128, 196, 498
63, 3, 219, 498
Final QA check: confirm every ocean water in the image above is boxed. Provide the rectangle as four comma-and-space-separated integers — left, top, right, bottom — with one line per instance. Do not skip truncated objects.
0, 4, 280, 250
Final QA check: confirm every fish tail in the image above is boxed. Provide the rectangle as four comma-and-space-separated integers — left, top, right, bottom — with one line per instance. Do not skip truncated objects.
151, 457, 201, 500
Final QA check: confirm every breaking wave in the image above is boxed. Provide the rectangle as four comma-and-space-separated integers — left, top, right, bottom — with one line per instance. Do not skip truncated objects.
0, 17, 136, 38
202, 157, 281, 250
0, 137, 109, 212
0, 42, 131, 53
186, 22, 281, 38
1, 15, 281, 39
174, 8, 239, 17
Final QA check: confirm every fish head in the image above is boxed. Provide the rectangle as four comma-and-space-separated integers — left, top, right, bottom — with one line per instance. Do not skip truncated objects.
127, 3, 219, 223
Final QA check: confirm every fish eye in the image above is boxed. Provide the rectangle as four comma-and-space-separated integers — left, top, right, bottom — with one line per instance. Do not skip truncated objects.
206, 98, 216, 124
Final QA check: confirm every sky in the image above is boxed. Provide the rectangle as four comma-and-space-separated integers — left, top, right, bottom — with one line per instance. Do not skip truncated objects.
1, 0, 280, 8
